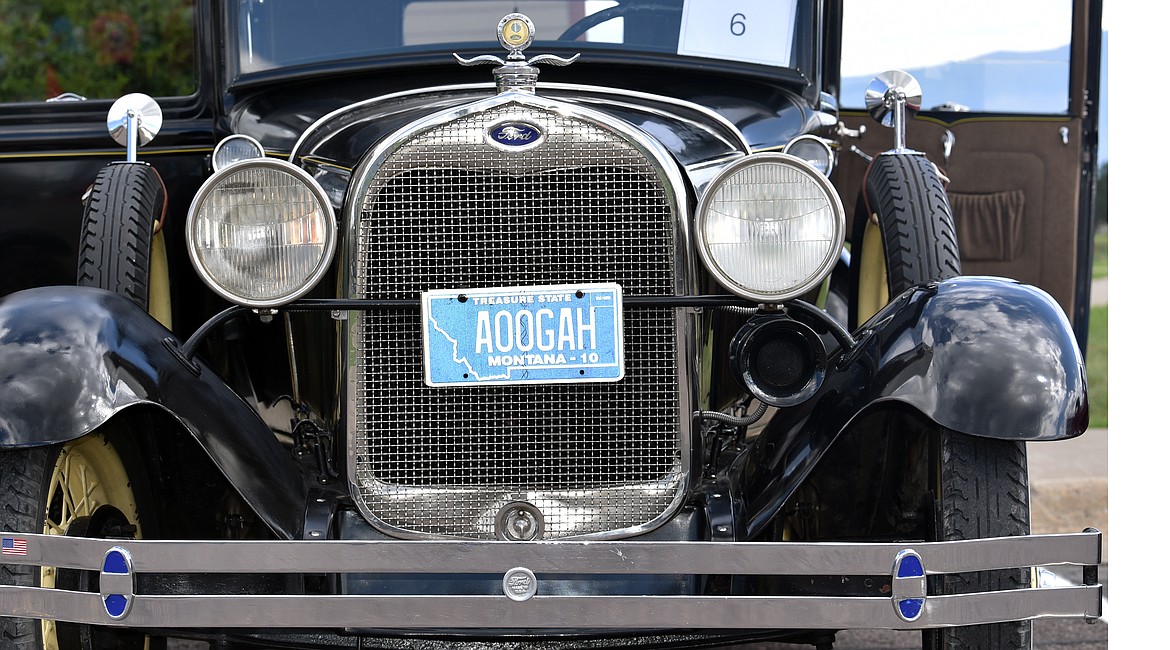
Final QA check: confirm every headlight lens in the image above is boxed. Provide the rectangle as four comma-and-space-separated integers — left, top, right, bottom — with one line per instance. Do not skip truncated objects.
211, 134, 265, 172
187, 159, 336, 308
783, 135, 835, 177
696, 153, 845, 303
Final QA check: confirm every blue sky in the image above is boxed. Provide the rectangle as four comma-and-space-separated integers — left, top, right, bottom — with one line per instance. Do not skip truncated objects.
839, 1, 1107, 162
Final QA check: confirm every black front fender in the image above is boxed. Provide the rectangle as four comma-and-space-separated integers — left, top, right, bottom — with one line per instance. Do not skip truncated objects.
735, 276, 1088, 538
0, 286, 306, 539
855, 275, 1088, 437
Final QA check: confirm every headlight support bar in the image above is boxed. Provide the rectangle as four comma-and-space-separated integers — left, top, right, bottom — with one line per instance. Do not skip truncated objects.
177, 295, 770, 360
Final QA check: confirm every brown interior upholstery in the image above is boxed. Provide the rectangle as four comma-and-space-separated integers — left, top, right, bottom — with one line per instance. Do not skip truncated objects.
949, 189, 1026, 262
831, 112, 1084, 320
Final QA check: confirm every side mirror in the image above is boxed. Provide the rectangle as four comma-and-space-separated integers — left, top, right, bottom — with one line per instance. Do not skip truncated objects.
106, 93, 163, 163
864, 70, 922, 154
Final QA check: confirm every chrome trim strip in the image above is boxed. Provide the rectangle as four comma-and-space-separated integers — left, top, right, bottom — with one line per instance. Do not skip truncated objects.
538, 82, 748, 153
290, 83, 494, 163
0, 532, 1101, 575
0, 145, 215, 161
539, 82, 752, 154
683, 153, 746, 198
0, 531, 1104, 629
341, 90, 695, 541
0, 586, 1102, 630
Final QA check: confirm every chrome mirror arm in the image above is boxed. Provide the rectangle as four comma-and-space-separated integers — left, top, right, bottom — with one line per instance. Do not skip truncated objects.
106, 93, 162, 163
125, 110, 139, 163
864, 70, 923, 155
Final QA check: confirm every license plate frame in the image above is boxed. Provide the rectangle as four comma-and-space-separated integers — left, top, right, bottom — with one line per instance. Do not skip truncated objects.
421, 283, 624, 387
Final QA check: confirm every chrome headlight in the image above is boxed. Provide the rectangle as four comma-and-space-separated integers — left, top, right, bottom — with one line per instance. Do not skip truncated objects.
187, 159, 336, 308
211, 134, 265, 172
783, 135, 835, 177
695, 153, 845, 303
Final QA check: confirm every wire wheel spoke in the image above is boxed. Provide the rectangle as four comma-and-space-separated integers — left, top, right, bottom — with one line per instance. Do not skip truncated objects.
26, 435, 146, 649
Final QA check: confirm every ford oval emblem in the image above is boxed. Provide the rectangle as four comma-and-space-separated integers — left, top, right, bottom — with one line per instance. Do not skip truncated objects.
489, 122, 542, 148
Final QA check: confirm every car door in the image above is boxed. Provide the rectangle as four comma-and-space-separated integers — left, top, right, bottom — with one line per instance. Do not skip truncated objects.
825, 0, 1103, 346
0, 0, 215, 302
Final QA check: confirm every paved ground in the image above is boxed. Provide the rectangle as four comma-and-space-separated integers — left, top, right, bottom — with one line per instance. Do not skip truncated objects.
1091, 278, 1107, 306
1029, 277, 1107, 557
1029, 429, 1108, 558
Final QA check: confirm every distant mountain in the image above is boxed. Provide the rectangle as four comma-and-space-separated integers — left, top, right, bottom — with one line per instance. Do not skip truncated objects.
841, 31, 1107, 163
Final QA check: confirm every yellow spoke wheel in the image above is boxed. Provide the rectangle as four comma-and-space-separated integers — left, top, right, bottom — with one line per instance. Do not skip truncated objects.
40, 435, 143, 649
854, 217, 889, 326
0, 434, 152, 650
847, 154, 960, 330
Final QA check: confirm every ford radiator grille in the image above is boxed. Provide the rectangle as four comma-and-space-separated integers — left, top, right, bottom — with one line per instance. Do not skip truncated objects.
347, 101, 689, 539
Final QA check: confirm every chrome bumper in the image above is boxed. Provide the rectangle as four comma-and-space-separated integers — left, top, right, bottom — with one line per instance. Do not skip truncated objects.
0, 530, 1102, 630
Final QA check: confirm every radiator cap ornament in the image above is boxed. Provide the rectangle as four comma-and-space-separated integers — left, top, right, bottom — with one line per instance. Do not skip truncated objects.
454, 13, 579, 93
498, 13, 535, 54
496, 501, 545, 541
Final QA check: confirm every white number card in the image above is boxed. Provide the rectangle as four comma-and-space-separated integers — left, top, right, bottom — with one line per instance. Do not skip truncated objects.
677, 0, 797, 68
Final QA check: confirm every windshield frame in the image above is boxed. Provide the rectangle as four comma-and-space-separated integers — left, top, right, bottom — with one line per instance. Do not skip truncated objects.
221, 0, 821, 93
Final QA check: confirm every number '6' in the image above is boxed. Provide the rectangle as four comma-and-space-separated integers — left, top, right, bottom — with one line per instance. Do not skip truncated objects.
730, 13, 746, 36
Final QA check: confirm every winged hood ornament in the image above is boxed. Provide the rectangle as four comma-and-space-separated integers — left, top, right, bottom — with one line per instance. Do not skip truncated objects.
454, 13, 579, 94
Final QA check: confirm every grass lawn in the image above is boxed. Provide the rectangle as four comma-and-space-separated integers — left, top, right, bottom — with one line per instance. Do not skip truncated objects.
1087, 226, 1107, 427
1093, 227, 1107, 279
1087, 304, 1107, 428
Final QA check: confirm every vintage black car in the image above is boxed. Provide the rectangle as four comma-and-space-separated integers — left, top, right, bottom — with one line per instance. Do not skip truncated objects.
1, 1, 1103, 648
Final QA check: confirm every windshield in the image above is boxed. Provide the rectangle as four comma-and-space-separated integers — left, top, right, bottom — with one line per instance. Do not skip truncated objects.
232, 0, 811, 79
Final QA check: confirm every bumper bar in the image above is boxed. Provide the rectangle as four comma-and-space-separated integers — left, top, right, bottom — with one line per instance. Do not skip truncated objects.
1, 530, 1102, 630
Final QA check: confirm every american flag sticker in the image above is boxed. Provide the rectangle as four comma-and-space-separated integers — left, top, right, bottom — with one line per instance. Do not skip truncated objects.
2, 537, 28, 556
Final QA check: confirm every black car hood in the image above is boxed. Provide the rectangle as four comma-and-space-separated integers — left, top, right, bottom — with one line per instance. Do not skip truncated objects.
229, 81, 810, 173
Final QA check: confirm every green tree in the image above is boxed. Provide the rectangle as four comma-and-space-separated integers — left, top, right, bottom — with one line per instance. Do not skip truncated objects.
0, 0, 195, 102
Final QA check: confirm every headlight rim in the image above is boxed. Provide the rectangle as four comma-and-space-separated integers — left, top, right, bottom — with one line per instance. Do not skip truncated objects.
186, 157, 337, 309
211, 133, 266, 172
782, 134, 836, 177
695, 152, 845, 304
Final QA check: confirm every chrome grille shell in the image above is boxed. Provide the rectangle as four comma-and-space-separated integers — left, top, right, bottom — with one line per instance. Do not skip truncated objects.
344, 92, 695, 540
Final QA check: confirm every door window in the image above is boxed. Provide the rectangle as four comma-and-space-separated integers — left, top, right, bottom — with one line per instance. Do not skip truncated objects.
0, 0, 196, 102
839, 1, 1073, 114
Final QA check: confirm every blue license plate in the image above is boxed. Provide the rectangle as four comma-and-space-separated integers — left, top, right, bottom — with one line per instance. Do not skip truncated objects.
422, 283, 624, 386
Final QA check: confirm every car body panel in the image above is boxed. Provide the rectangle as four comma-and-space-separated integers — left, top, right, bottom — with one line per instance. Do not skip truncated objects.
0, 286, 306, 539
736, 276, 1087, 539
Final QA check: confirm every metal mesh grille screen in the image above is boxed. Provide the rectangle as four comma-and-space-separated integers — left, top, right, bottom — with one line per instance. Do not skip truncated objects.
350, 103, 685, 539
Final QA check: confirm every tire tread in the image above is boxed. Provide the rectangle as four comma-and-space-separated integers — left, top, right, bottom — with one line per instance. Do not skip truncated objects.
934, 432, 1032, 649
77, 164, 163, 310
865, 154, 962, 294
0, 448, 50, 649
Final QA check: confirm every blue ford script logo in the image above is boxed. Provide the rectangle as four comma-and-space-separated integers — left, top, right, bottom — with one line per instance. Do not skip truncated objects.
490, 122, 541, 147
